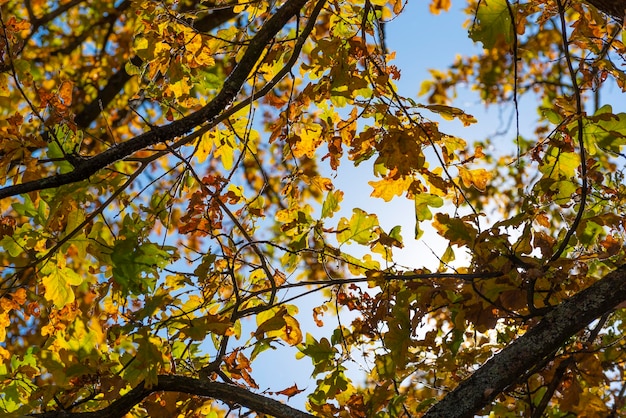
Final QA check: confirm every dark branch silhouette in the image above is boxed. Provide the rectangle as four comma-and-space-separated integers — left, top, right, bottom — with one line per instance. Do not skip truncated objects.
585, 0, 625, 23
73, 3, 237, 130
29, 376, 315, 418
0, 0, 310, 201
425, 265, 626, 418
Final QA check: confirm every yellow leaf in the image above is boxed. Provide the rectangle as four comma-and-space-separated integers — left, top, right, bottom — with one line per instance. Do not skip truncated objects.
458, 167, 492, 191
194, 48, 215, 67
167, 78, 192, 99
282, 314, 302, 346
255, 307, 302, 346
0, 312, 9, 342
215, 141, 234, 170
41, 261, 83, 308
291, 122, 323, 158
196, 133, 215, 164
184, 30, 214, 67
430, 0, 451, 14
369, 176, 412, 201
185, 30, 203, 55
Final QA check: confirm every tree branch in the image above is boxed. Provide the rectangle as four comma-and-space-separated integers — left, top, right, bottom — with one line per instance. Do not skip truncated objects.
73, 3, 237, 129
584, 0, 625, 23
29, 375, 315, 418
424, 264, 626, 418
0, 0, 311, 201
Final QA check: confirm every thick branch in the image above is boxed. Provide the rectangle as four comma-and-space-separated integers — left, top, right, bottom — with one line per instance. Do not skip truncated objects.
74, 4, 236, 129
0, 0, 311, 201
584, 0, 625, 23
424, 264, 626, 418
30, 375, 315, 418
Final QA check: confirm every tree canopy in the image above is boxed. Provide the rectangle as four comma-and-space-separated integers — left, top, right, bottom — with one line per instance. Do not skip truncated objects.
1, 0, 626, 416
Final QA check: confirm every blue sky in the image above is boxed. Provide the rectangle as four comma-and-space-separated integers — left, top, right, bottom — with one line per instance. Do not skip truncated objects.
246, 1, 498, 408
246, 0, 626, 411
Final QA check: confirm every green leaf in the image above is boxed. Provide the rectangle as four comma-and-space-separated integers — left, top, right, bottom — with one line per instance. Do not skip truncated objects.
448, 328, 464, 354
539, 145, 580, 180
46, 136, 75, 174
111, 237, 173, 296
321, 190, 343, 219
469, 0, 514, 49
415, 193, 443, 239
433, 213, 478, 248
440, 244, 455, 265
582, 106, 626, 155
297, 333, 337, 375
0, 223, 32, 257
337, 208, 379, 245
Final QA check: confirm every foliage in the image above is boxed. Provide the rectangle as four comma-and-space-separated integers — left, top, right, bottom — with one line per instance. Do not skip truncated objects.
0, 0, 625, 417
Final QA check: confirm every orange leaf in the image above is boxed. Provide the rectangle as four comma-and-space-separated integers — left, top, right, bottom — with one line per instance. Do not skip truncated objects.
276, 384, 305, 399
58, 80, 73, 106
429, 0, 451, 14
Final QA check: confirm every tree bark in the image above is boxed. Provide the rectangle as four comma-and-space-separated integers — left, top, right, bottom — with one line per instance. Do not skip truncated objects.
30, 376, 315, 418
0, 0, 314, 201
424, 265, 626, 418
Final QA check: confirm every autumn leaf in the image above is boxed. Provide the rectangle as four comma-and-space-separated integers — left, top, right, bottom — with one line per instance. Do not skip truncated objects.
457, 167, 492, 191
469, 0, 514, 49
337, 208, 380, 245
275, 383, 305, 398
433, 213, 478, 247
430, 0, 451, 14
420, 104, 477, 126
369, 176, 412, 201
41, 259, 83, 308
255, 307, 303, 346
1, 0, 626, 417
321, 189, 343, 218
57, 80, 73, 106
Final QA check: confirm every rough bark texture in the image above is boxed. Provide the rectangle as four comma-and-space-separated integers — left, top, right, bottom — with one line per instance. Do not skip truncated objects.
29, 376, 315, 418
424, 265, 626, 418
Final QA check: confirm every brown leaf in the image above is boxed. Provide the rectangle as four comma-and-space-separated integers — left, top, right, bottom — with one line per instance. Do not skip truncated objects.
58, 80, 73, 106
275, 383, 305, 399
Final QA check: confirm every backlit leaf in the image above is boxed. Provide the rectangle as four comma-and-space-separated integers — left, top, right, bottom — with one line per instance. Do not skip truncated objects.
433, 213, 478, 247
469, 0, 514, 49
337, 208, 379, 245
41, 259, 83, 308
458, 167, 492, 191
